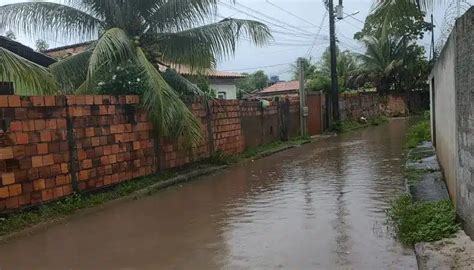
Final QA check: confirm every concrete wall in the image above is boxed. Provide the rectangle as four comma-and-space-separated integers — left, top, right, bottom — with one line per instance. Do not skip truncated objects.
454, 8, 474, 237
430, 7, 474, 237
339, 92, 411, 121
429, 34, 458, 201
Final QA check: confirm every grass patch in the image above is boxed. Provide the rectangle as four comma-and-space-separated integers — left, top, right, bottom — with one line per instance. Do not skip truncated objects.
388, 194, 460, 246
406, 112, 431, 149
332, 115, 389, 133
208, 137, 310, 165
404, 167, 434, 185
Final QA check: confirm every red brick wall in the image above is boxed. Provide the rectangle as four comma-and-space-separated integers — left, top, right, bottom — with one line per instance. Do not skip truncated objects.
67, 95, 156, 191
0, 96, 294, 211
0, 96, 71, 210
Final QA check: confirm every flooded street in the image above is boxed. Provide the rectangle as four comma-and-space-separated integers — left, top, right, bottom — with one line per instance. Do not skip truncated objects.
0, 118, 416, 269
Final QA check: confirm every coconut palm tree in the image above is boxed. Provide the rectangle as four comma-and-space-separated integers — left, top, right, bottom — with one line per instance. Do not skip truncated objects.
356, 35, 409, 93
0, 46, 58, 95
0, 0, 271, 146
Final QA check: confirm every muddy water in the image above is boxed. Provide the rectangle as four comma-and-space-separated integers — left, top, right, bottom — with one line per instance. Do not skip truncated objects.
0, 118, 417, 270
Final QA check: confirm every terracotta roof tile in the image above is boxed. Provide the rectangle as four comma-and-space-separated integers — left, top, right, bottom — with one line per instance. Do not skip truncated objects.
259, 81, 300, 94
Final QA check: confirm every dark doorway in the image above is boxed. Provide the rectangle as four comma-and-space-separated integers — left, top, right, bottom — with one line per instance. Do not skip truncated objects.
431, 78, 436, 147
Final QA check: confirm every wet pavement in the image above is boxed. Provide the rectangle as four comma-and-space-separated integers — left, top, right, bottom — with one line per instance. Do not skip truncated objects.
0, 118, 416, 269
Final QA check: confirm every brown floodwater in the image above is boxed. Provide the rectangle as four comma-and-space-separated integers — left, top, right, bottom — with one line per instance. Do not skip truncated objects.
0, 118, 417, 270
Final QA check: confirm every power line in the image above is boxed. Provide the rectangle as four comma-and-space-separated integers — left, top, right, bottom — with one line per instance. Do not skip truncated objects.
265, 0, 318, 27
220, 1, 315, 36
343, 12, 365, 25
234, 1, 314, 35
221, 62, 294, 72
306, 9, 329, 58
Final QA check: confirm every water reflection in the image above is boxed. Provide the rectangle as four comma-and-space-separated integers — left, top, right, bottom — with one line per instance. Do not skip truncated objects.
0, 119, 416, 269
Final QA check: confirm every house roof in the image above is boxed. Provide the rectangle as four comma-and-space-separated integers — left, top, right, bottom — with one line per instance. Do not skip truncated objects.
45, 41, 245, 79
43, 41, 93, 54
258, 80, 300, 94
157, 64, 245, 79
0, 36, 56, 67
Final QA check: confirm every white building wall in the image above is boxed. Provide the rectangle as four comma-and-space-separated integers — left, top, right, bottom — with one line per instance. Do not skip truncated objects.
429, 34, 458, 201
210, 78, 238, 100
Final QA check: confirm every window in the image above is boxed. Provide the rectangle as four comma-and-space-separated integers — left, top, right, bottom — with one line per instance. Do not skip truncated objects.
0, 82, 14, 95
217, 91, 227, 100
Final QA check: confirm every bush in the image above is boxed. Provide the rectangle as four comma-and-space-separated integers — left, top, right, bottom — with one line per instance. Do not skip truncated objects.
388, 194, 459, 246
406, 118, 431, 149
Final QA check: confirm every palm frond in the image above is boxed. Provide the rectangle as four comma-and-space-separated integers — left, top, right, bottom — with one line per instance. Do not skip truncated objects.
0, 2, 102, 42
49, 50, 93, 93
0, 48, 58, 95
145, 0, 219, 32
161, 68, 208, 98
78, 28, 134, 92
152, 18, 271, 70
136, 47, 202, 147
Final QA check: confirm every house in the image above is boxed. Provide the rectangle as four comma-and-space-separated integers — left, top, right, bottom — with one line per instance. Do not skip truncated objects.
254, 80, 300, 98
44, 43, 245, 100
0, 36, 56, 94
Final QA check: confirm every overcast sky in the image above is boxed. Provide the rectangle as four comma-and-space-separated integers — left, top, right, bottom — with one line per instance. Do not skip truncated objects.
1, 0, 472, 80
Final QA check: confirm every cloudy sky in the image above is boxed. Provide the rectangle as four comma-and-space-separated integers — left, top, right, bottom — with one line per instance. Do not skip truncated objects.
1, 0, 472, 80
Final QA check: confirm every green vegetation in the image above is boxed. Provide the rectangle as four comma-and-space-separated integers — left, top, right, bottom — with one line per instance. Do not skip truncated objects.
332, 116, 388, 133
388, 194, 459, 246
0, 0, 271, 146
209, 138, 310, 165
406, 113, 431, 149
404, 168, 432, 185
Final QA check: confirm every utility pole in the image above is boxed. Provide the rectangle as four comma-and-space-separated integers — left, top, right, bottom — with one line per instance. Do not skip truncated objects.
327, 0, 340, 126
430, 14, 436, 61
298, 58, 307, 137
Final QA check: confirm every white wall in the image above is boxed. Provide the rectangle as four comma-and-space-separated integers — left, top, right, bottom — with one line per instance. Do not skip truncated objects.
429, 35, 458, 201
210, 79, 238, 100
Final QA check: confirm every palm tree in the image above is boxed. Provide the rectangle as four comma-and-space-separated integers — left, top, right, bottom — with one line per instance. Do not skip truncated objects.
0, 46, 58, 95
356, 35, 408, 93
0, 1, 271, 146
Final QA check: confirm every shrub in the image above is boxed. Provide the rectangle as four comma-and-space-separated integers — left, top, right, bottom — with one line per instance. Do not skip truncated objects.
406, 114, 431, 149
388, 194, 459, 246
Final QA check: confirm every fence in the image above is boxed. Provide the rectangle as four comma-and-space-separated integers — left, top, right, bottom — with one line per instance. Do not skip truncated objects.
0, 95, 301, 211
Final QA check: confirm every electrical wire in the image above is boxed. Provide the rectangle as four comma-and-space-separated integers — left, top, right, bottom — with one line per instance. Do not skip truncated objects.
265, 0, 319, 27
306, 10, 329, 58
221, 62, 294, 72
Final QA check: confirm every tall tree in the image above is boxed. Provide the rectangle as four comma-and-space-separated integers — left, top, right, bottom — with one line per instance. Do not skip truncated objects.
237, 70, 269, 93
292, 58, 316, 81
0, 1, 271, 146
35, 39, 49, 52
5, 30, 15, 40
306, 47, 359, 93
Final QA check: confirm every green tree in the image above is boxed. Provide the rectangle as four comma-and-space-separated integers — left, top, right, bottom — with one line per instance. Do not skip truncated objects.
0, 1, 271, 146
5, 30, 15, 40
237, 70, 269, 93
292, 58, 316, 80
356, 1, 431, 41
355, 34, 428, 94
35, 39, 49, 52
0, 47, 58, 95
306, 47, 359, 93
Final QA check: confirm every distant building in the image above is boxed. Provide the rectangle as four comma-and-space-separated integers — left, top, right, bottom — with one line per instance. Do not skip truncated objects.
44, 43, 245, 100
255, 80, 300, 97
0, 36, 56, 94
